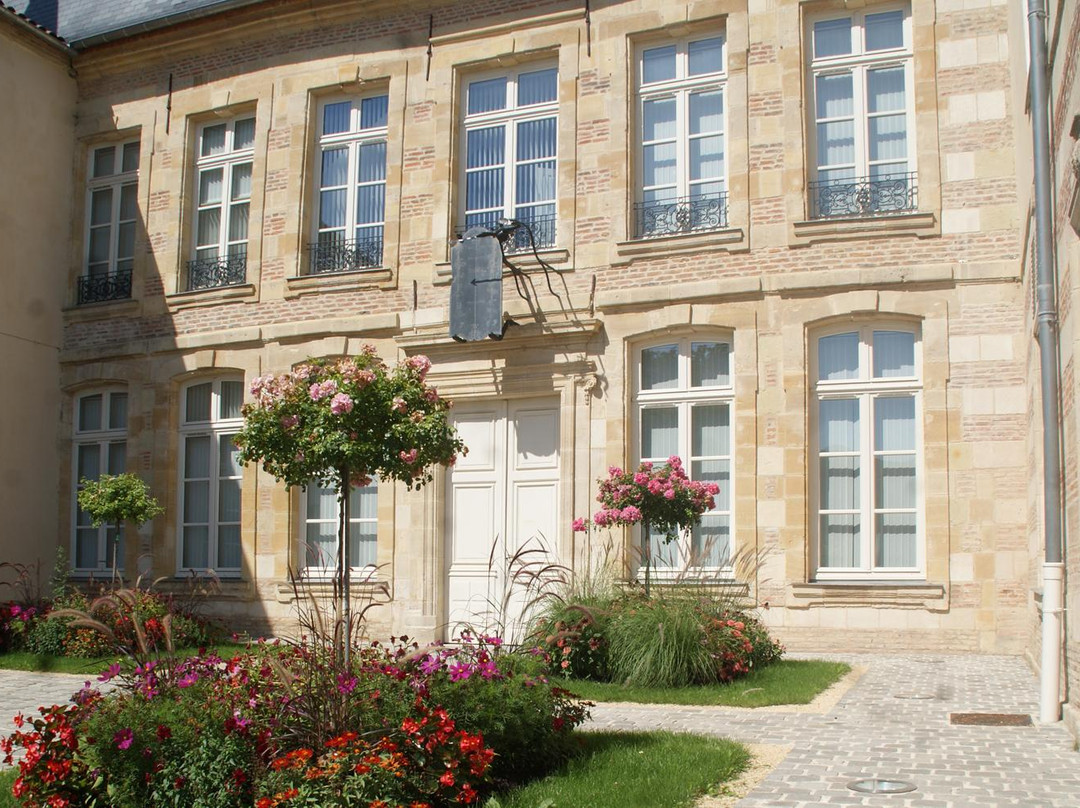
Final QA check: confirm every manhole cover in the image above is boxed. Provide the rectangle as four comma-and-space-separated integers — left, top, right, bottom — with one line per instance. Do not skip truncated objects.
847, 778, 917, 794
893, 692, 936, 700
950, 712, 1032, 726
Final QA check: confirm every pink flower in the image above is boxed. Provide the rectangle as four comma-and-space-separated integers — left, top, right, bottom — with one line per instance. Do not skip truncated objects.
98, 663, 121, 683
391, 396, 407, 412
349, 472, 372, 488
423, 388, 440, 403
114, 729, 133, 750
330, 393, 354, 415
572, 517, 588, 533
399, 448, 419, 464
619, 506, 642, 523
403, 354, 432, 380
309, 379, 338, 401
663, 488, 676, 500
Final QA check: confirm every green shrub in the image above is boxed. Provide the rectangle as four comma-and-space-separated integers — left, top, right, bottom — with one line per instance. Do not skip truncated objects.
605, 598, 715, 687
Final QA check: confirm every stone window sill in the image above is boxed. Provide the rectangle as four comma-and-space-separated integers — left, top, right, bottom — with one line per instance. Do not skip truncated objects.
274, 578, 388, 604
284, 267, 394, 299
434, 247, 570, 284
165, 283, 256, 311
613, 227, 746, 266
790, 580, 945, 609
791, 211, 937, 246
63, 297, 140, 322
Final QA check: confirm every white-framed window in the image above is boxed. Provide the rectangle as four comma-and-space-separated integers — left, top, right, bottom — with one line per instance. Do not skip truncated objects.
811, 324, 922, 579
81, 140, 139, 303
301, 479, 378, 575
311, 94, 389, 274
72, 390, 128, 573
634, 338, 733, 571
189, 116, 255, 289
461, 64, 558, 250
635, 34, 727, 238
178, 379, 244, 574
807, 5, 915, 218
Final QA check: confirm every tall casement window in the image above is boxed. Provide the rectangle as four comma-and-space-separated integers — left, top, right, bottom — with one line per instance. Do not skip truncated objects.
73, 390, 128, 572
302, 479, 378, 575
179, 379, 244, 574
635, 35, 726, 239
635, 339, 733, 570
81, 141, 139, 304
309, 95, 389, 274
812, 325, 922, 579
807, 6, 915, 219
461, 65, 558, 252
188, 116, 255, 290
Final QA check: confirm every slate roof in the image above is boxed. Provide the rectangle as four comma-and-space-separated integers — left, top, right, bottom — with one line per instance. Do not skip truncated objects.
8, 0, 265, 47
1, 2, 68, 44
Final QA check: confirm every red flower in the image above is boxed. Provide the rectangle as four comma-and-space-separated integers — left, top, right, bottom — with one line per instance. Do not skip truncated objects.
439, 770, 455, 787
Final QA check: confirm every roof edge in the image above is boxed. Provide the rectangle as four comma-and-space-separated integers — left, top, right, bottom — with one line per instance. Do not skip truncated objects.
0, 4, 73, 53
68, 0, 271, 49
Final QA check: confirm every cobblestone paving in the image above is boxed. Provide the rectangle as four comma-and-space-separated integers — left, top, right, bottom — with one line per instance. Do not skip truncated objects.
588, 654, 1079, 806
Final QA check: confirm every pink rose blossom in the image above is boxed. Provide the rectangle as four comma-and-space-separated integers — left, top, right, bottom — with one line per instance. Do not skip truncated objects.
663, 488, 676, 500
399, 448, 419, 464
330, 393, 354, 415
392, 396, 407, 412
572, 517, 588, 533
403, 355, 433, 380
309, 379, 338, 401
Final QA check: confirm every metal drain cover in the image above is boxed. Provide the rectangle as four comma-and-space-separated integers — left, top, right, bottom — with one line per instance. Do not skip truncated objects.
950, 712, 1033, 726
847, 778, 918, 794
893, 692, 936, 699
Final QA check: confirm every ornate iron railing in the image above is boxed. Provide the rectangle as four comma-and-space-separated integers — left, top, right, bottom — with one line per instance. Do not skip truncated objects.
634, 192, 728, 239
809, 172, 918, 219
307, 235, 384, 274
77, 268, 132, 304
456, 212, 556, 255
186, 253, 247, 291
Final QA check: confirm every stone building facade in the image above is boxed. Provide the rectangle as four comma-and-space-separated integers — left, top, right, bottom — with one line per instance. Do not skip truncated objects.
3, 0, 1047, 665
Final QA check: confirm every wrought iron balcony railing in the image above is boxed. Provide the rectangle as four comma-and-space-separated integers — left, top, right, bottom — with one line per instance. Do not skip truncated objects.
634, 192, 728, 239
77, 268, 132, 305
307, 234, 384, 275
186, 252, 247, 291
809, 172, 918, 220
456, 212, 556, 255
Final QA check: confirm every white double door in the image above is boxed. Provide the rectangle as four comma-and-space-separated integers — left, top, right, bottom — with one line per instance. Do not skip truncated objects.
445, 398, 560, 641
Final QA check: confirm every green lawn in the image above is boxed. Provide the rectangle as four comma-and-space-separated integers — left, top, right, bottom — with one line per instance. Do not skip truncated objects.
0, 769, 15, 808
0, 644, 249, 676
492, 731, 748, 808
561, 659, 850, 707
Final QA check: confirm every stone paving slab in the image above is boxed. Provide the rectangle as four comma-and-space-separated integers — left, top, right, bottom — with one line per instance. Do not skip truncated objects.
588, 654, 1079, 807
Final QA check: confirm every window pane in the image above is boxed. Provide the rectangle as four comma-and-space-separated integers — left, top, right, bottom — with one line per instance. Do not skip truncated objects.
641, 407, 679, 459
307, 484, 337, 520
76, 528, 99, 569
218, 479, 241, 522
220, 382, 244, 419
107, 441, 126, 475
692, 459, 729, 510
360, 95, 389, 130
642, 97, 676, 142
219, 435, 241, 478
228, 203, 250, 246
820, 514, 860, 567
199, 168, 223, 205
688, 37, 724, 76
817, 120, 855, 169
90, 188, 113, 227
814, 17, 852, 58
866, 11, 904, 52
92, 146, 115, 178
119, 184, 138, 221
516, 161, 556, 205
231, 163, 252, 201
182, 526, 209, 568
217, 525, 242, 569
876, 454, 915, 509
466, 126, 505, 168
692, 515, 730, 566
320, 189, 347, 229
690, 136, 724, 181
321, 147, 348, 188
644, 523, 678, 568
79, 395, 103, 432
185, 385, 211, 423
356, 185, 385, 225
689, 90, 723, 135
121, 141, 140, 173
467, 77, 507, 114
819, 398, 859, 452
820, 456, 859, 509
869, 114, 908, 163
350, 523, 378, 567
517, 118, 557, 160
323, 101, 351, 135
874, 396, 915, 451
642, 44, 676, 84
692, 405, 729, 457
868, 67, 906, 113
643, 142, 677, 189
306, 522, 337, 568
183, 480, 209, 522
815, 72, 853, 119
184, 435, 211, 478
641, 344, 678, 390
201, 123, 227, 157
517, 69, 557, 106
350, 481, 378, 519
691, 341, 730, 387
466, 171, 504, 217
77, 444, 100, 481
358, 142, 387, 183
818, 332, 859, 381
875, 513, 916, 567
88, 228, 110, 265
233, 118, 256, 151
873, 331, 915, 377
108, 393, 128, 429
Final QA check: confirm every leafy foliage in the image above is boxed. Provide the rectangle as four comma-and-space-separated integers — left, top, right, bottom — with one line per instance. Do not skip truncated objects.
76, 473, 164, 528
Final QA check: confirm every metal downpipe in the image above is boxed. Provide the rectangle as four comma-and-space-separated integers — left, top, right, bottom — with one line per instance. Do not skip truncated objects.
1027, 0, 1064, 725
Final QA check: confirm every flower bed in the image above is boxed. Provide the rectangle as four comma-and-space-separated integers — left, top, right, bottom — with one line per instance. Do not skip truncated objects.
2, 634, 589, 808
